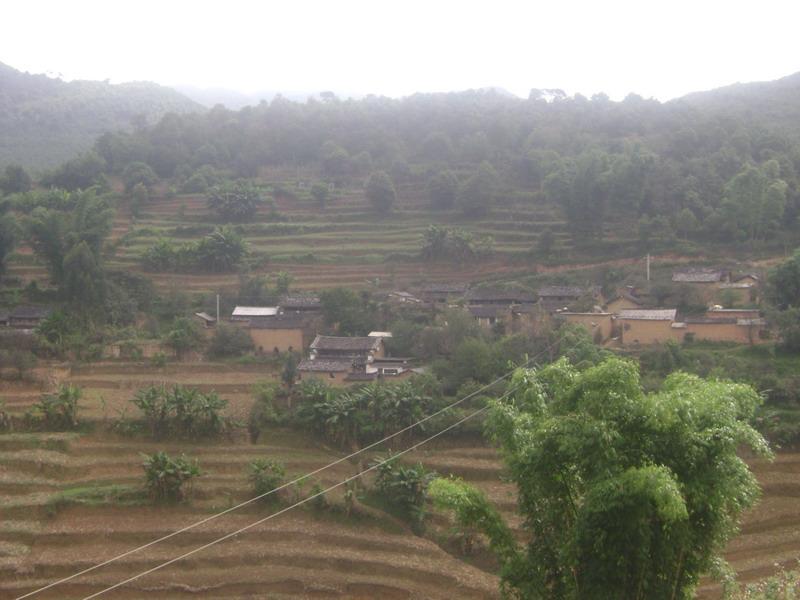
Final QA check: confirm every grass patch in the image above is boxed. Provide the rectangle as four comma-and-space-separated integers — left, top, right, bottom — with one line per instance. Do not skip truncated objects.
45, 483, 146, 517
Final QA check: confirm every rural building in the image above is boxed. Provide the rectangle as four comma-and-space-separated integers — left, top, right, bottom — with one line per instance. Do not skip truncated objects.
9, 306, 51, 329
194, 312, 216, 328
679, 317, 763, 344
297, 358, 355, 384
618, 309, 677, 345
466, 288, 536, 306
231, 306, 279, 321
606, 288, 647, 313
386, 291, 423, 305
309, 334, 385, 360
416, 283, 468, 304
537, 285, 602, 312
672, 268, 729, 284
559, 312, 614, 342
468, 305, 508, 329
705, 307, 761, 320
279, 294, 322, 313
247, 314, 311, 354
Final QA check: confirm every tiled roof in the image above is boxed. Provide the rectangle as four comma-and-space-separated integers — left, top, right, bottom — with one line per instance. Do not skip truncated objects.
279, 294, 322, 309
232, 306, 279, 318
298, 358, 353, 372
310, 335, 381, 352
467, 288, 536, 303
672, 269, 724, 283
538, 285, 599, 298
684, 317, 737, 325
418, 283, 468, 294
468, 305, 503, 318
10, 306, 52, 319
194, 312, 216, 323
618, 309, 677, 321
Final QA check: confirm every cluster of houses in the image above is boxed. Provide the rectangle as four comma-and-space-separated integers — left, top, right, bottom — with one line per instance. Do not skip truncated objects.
0, 306, 51, 330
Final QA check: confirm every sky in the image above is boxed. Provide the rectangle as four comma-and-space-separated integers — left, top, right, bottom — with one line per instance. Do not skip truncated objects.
2, 0, 800, 101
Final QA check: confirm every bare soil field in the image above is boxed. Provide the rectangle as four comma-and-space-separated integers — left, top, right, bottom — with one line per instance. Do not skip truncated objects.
2, 360, 799, 599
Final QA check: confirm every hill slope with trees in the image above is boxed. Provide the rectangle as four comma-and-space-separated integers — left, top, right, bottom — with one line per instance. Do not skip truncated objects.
0, 62, 203, 170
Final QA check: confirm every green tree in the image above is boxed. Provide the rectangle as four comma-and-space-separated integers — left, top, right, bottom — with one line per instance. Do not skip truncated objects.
40, 151, 106, 191
458, 161, 499, 216
0, 164, 33, 194
311, 182, 330, 207
0, 214, 19, 277
721, 162, 787, 243
129, 182, 149, 218
320, 287, 377, 335
275, 271, 293, 295
768, 248, 800, 310
537, 228, 555, 256
365, 171, 396, 213
676, 207, 698, 239
208, 323, 254, 357
194, 226, 248, 272
248, 459, 286, 502
431, 357, 770, 600
32, 384, 81, 430
206, 181, 264, 222
62, 240, 106, 312
427, 170, 458, 209
164, 317, 205, 359
121, 161, 158, 192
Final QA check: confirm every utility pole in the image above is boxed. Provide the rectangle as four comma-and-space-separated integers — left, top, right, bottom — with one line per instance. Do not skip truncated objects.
646, 254, 651, 281
216, 293, 220, 324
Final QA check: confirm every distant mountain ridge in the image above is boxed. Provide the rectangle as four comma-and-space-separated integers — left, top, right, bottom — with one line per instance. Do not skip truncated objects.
0, 62, 203, 170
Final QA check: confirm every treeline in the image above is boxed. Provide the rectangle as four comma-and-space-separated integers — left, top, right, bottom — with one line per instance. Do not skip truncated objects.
65, 85, 800, 245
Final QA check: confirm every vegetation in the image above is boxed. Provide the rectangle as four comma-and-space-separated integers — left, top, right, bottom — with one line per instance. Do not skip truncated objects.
208, 323, 254, 358
142, 451, 200, 503
431, 357, 771, 599
206, 180, 265, 222
130, 384, 230, 439
372, 453, 436, 530
248, 458, 286, 502
29, 385, 82, 430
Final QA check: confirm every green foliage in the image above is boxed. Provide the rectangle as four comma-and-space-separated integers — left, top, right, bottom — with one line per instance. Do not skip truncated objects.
768, 249, 800, 310
0, 164, 32, 194
420, 225, 494, 262
429, 477, 517, 559
208, 323, 254, 358
0, 213, 19, 276
248, 458, 286, 501
206, 180, 265, 222
372, 453, 436, 529
164, 317, 205, 358
365, 171, 396, 213
31, 385, 81, 430
460, 357, 772, 600
142, 226, 247, 273
142, 451, 200, 503
721, 161, 787, 243
458, 161, 499, 216
40, 151, 107, 190
121, 161, 158, 192
427, 170, 458, 209
131, 384, 230, 439
320, 287, 377, 335
723, 564, 800, 599
311, 182, 330, 207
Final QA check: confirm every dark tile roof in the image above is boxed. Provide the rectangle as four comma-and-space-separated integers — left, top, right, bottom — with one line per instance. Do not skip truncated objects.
467, 288, 536, 303
10, 306, 52, 319
468, 305, 503, 318
298, 358, 353, 372
310, 335, 381, 352
684, 317, 737, 325
618, 309, 677, 321
248, 315, 308, 329
345, 372, 377, 382
418, 283, 468, 294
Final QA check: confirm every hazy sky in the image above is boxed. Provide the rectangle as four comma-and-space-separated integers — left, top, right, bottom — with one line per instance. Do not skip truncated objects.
3, 0, 799, 101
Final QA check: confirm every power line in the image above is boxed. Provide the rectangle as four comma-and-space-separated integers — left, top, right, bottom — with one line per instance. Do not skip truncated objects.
15, 340, 559, 600
80, 387, 515, 600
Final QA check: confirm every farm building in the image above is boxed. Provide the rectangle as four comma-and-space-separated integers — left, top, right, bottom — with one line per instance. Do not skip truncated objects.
416, 283, 468, 304
247, 314, 312, 354
559, 312, 614, 342
231, 306, 279, 321
606, 288, 647, 313
618, 309, 677, 345
194, 312, 216, 328
279, 294, 322, 313
537, 285, 602, 312
672, 268, 729, 284
468, 305, 508, 329
9, 306, 52, 329
466, 288, 536, 306
679, 317, 765, 344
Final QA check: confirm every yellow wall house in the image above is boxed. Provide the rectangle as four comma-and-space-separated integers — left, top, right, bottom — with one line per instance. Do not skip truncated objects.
560, 312, 614, 342
618, 309, 677, 345
247, 315, 310, 354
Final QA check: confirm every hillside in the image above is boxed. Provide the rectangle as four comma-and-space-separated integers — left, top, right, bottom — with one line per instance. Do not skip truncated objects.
0, 62, 203, 170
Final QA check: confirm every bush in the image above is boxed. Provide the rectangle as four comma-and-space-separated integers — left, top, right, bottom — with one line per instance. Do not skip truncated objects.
30, 385, 81, 430
131, 384, 231, 439
143, 452, 200, 503
248, 459, 286, 502
208, 324, 254, 358
248, 382, 282, 443
372, 454, 436, 530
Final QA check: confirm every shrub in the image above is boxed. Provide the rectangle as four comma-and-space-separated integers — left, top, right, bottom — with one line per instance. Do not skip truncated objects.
31, 385, 81, 430
208, 324, 254, 358
248, 459, 286, 502
143, 452, 200, 503
372, 454, 436, 530
131, 384, 231, 439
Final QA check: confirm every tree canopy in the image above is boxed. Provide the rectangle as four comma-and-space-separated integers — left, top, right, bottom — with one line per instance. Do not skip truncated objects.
431, 357, 771, 600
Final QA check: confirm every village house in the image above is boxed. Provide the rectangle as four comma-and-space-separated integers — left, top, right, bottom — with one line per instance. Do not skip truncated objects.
298, 334, 385, 385
194, 312, 216, 329
247, 314, 312, 354
618, 309, 678, 345
672, 268, 729, 285
466, 288, 537, 306
468, 305, 509, 329
679, 317, 764, 345
718, 273, 760, 305
559, 312, 614, 342
385, 291, 423, 305
416, 282, 468, 304
537, 285, 602, 313
605, 287, 648, 314
231, 306, 279, 321
8, 306, 52, 329
278, 294, 323, 314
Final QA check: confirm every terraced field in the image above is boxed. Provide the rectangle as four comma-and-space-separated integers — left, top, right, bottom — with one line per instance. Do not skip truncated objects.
2, 361, 799, 599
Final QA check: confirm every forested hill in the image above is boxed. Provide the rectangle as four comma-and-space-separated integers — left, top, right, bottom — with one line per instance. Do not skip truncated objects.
677, 71, 800, 133
0, 62, 203, 170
